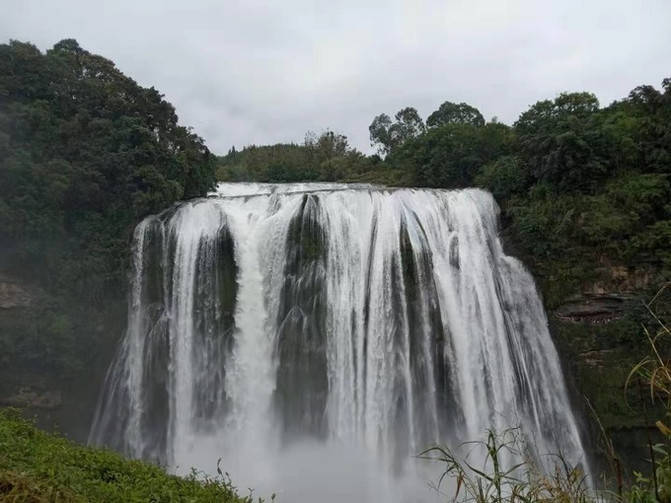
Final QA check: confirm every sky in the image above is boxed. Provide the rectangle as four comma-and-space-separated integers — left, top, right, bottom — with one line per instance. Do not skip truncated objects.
2, 0, 671, 154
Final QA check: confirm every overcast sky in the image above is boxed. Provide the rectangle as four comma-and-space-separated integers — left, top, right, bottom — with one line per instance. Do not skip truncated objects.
2, 1, 671, 154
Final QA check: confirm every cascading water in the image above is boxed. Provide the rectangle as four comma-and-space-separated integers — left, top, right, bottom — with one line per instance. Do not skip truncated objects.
90, 183, 590, 501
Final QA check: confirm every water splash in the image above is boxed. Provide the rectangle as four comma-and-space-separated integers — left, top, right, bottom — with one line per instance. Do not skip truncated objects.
90, 183, 590, 501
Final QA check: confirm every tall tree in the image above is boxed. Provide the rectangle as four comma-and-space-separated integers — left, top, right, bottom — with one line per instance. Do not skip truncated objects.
514, 92, 607, 191
369, 107, 425, 155
426, 101, 485, 128
389, 122, 513, 188
369, 113, 394, 155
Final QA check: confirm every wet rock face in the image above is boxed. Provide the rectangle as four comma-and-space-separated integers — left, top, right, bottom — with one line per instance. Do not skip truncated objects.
0, 275, 61, 412
577, 348, 620, 368
0, 275, 33, 309
1, 387, 62, 409
0, 270, 123, 442
584, 265, 656, 296
554, 294, 635, 324
548, 282, 671, 475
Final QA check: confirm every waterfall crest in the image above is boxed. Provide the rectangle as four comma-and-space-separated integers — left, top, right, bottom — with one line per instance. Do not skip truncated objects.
90, 183, 589, 501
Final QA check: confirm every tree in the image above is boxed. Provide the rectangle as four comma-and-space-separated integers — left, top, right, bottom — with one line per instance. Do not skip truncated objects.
0, 39, 216, 295
305, 129, 349, 159
475, 155, 530, 200
515, 92, 599, 136
391, 107, 426, 142
612, 80, 671, 175
369, 107, 425, 155
389, 122, 513, 188
426, 101, 485, 128
514, 92, 607, 191
369, 113, 394, 155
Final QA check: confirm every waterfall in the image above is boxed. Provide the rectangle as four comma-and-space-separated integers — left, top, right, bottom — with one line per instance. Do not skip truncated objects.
90, 183, 590, 501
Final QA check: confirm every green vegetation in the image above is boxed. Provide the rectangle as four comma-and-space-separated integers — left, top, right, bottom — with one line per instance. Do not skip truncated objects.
0, 39, 216, 405
419, 429, 594, 502
380, 89, 670, 308
0, 408, 251, 502
620, 285, 671, 502
369, 107, 426, 155
0, 39, 215, 296
217, 130, 394, 184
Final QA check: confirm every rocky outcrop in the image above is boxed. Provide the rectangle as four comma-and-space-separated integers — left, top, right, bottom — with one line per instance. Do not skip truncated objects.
549, 276, 671, 477
0, 387, 62, 409
0, 274, 34, 309
583, 263, 657, 296
577, 348, 621, 367
555, 294, 635, 324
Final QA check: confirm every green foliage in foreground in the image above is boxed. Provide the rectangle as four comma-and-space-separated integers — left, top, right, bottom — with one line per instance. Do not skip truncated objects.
419, 427, 668, 502
420, 429, 594, 503
0, 408, 251, 503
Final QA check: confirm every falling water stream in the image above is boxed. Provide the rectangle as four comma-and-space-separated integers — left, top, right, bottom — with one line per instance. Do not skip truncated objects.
90, 183, 589, 502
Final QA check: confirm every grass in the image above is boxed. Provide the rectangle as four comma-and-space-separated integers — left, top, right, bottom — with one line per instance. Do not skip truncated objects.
623, 283, 671, 502
0, 408, 253, 502
418, 428, 596, 503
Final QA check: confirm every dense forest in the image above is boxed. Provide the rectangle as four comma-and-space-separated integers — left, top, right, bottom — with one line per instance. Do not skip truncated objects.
0, 40, 216, 434
1, 38, 670, 496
